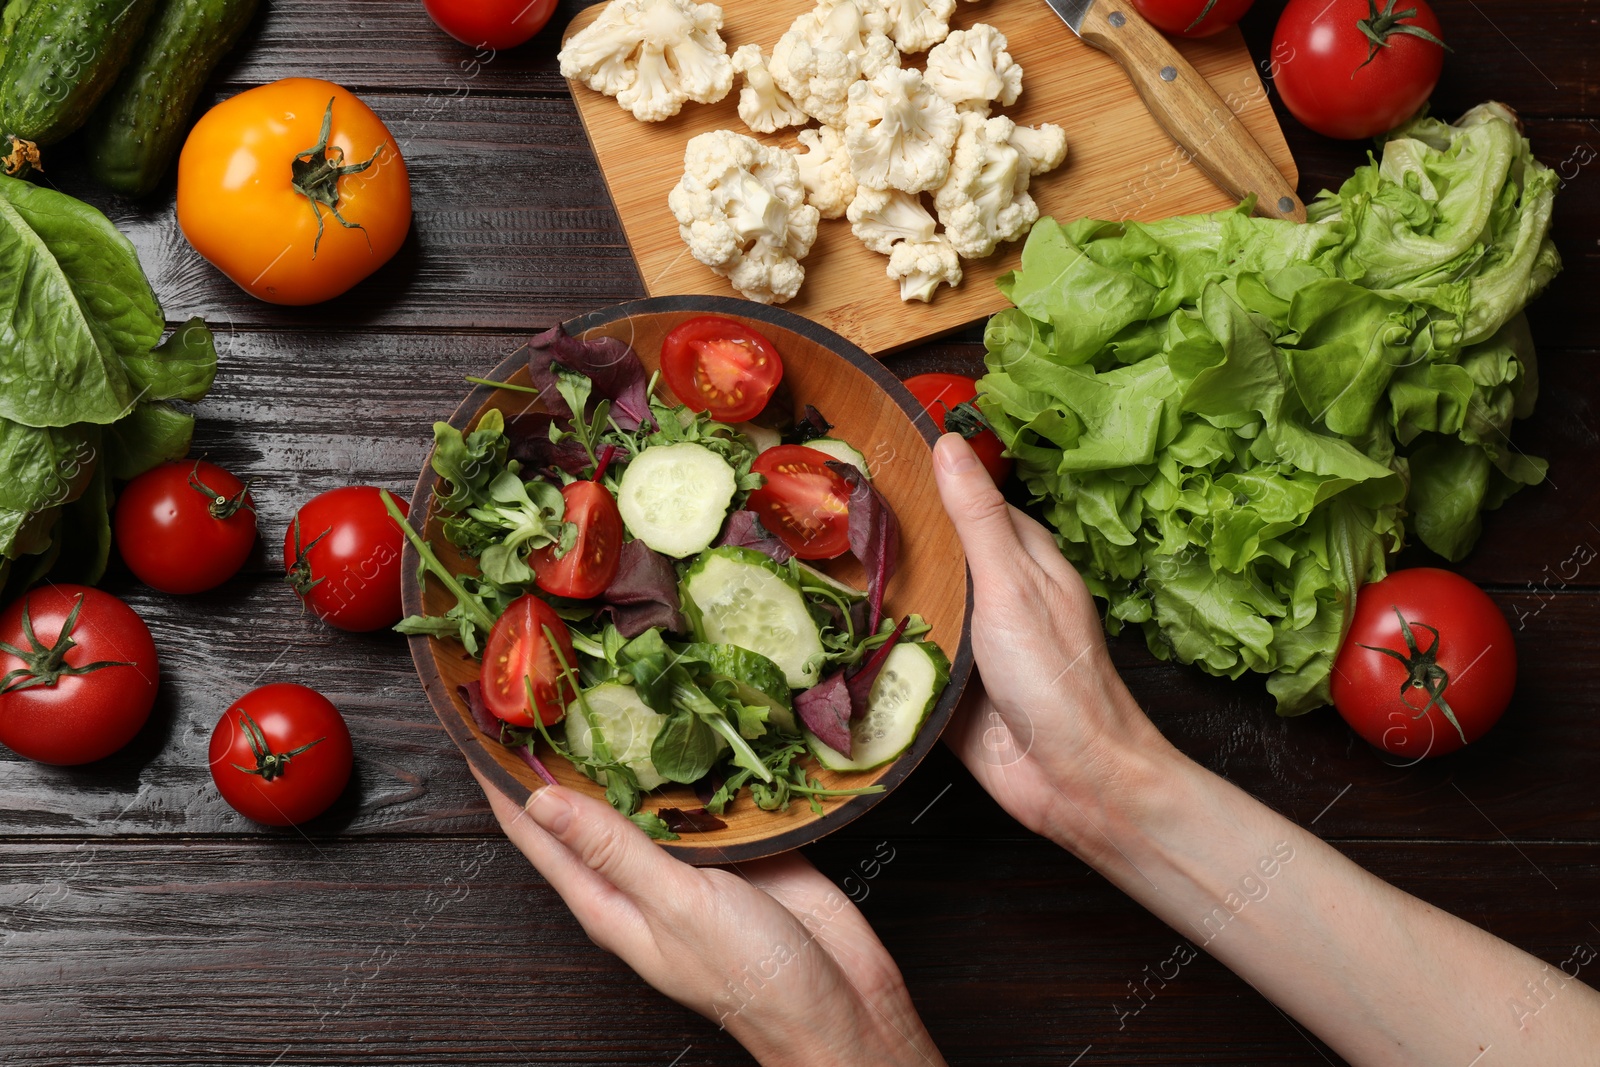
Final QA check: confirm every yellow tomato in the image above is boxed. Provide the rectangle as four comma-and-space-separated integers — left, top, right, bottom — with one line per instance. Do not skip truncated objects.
177, 79, 411, 305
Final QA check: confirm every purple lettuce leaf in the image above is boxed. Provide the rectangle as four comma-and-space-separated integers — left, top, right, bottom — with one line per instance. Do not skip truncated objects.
529, 325, 653, 431
825, 461, 900, 633
598, 539, 685, 636
715, 510, 794, 563
795, 671, 853, 755
845, 616, 909, 719
657, 807, 729, 834
693, 769, 725, 806
504, 412, 596, 476
458, 682, 501, 739
516, 744, 560, 787
790, 404, 833, 443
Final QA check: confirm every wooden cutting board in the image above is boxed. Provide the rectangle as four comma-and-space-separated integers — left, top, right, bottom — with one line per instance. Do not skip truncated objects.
562, 0, 1297, 355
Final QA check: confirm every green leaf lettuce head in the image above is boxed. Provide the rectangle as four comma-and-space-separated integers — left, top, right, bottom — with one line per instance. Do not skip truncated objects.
979, 102, 1557, 715
0, 175, 218, 599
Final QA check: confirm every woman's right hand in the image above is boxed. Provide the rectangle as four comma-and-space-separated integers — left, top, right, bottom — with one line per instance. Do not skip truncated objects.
930, 433, 1175, 855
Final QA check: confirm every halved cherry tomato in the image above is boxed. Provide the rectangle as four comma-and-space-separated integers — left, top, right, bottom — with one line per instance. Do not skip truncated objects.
903, 373, 1012, 485
659, 316, 784, 423
481, 595, 577, 727
530, 480, 623, 600
747, 445, 852, 560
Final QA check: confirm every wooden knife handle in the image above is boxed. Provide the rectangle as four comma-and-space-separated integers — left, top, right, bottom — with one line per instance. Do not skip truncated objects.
1076, 3, 1306, 222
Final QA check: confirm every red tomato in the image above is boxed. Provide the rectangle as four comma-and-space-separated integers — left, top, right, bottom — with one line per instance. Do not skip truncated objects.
422, 0, 557, 49
1331, 569, 1515, 760
1272, 0, 1447, 140
530, 480, 623, 600
659, 316, 785, 423
1132, 0, 1255, 38
747, 445, 852, 560
903, 373, 1012, 485
0, 585, 159, 765
209, 683, 354, 826
482, 595, 577, 727
114, 460, 257, 594
285, 487, 408, 632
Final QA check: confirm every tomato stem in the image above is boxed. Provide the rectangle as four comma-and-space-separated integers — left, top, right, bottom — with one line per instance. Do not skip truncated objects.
1353, 0, 1451, 73
1184, 0, 1221, 34
284, 516, 332, 601
0, 595, 132, 695
229, 707, 324, 781
291, 98, 385, 256
1359, 606, 1467, 745
189, 461, 255, 521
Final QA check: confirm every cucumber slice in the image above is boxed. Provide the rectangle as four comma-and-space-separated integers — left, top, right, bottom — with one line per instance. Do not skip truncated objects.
684, 642, 798, 735
564, 682, 669, 790
806, 437, 870, 478
806, 642, 950, 772
733, 421, 783, 454
796, 561, 866, 602
681, 547, 825, 689
616, 442, 737, 558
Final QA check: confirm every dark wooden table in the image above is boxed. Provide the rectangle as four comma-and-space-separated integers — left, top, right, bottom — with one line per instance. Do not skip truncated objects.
3, 2, 1595, 1063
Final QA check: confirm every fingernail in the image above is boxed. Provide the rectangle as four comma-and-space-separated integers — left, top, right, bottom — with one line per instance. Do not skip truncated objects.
936, 434, 979, 474
525, 786, 572, 836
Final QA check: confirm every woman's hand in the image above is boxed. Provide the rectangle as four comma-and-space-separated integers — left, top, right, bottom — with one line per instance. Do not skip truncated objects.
930, 434, 1174, 857
473, 767, 946, 1067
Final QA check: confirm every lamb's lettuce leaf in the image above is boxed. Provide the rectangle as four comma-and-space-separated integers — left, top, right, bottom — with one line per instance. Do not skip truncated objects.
980, 103, 1557, 714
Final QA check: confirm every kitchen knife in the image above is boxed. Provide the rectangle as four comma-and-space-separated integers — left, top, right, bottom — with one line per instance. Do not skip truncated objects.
1042, 0, 1306, 222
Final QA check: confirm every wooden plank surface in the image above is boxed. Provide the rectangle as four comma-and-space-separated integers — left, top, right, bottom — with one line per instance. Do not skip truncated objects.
3, 1, 1599, 1065
562, 0, 1296, 353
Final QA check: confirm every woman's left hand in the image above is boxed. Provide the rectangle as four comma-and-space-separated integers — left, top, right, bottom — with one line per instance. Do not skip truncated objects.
474, 768, 946, 1067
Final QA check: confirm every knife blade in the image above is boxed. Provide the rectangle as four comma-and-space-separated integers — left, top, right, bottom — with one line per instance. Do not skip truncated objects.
1041, 0, 1305, 222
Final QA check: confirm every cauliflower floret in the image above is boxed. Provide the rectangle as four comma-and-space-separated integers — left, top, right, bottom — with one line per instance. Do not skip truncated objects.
881, 0, 957, 53
933, 112, 1038, 258
731, 44, 808, 134
1009, 121, 1069, 175
845, 67, 961, 193
923, 24, 1022, 115
558, 0, 734, 123
887, 237, 962, 301
668, 130, 822, 304
793, 126, 858, 219
769, 0, 901, 128
846, 186, 937, 254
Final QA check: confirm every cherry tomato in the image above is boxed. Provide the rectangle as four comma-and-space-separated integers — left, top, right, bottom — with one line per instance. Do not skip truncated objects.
209, 683, 354, 826
114, 460, 257, 594
747, 445, 852, 561
659, 316, 785, 423
422, 0, 558, 49
0, 585, 159, 765
1272, 0, 1447, 140
530, 480, 623, 600
481, 594, 577, 727
1331, 569, 1516, 760
284, 486, 408, 632
1132, 0, 1255, 38
903, 373, 1012, 485
178, 79, 412, 305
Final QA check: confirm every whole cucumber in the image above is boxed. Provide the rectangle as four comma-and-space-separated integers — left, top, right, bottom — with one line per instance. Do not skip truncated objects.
0, 0, 159, 146
86, 0, 259, 196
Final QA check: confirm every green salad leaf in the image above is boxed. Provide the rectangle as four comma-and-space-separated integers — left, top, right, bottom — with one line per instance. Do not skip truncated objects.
0, 176, 218, 602
979, 103, 1557, 715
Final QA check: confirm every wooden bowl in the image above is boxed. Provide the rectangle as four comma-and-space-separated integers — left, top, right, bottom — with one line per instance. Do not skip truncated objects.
400, 296, 973, 863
